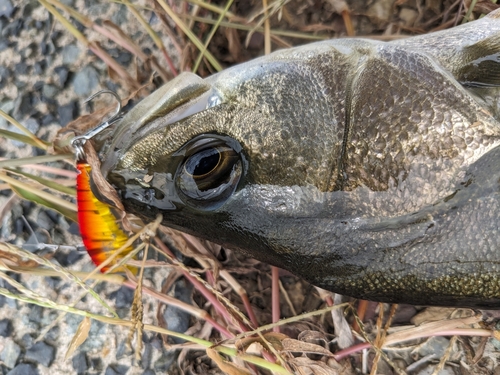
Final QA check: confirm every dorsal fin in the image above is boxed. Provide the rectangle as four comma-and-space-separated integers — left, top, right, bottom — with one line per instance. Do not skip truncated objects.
457, 33, 500, 87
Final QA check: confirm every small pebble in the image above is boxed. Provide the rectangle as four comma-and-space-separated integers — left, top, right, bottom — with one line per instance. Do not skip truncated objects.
109, 285, 134, 309
72, 351, 88, 375
33, 60, 46, 75
0, 39, 8, 52
6, 364, 39, 375
44, 325, 60, 342
110, 5, 127, 25
104, 364, 129, 375
416, 336, 449, 358
27, 305, 43, 327
14, 92, 33, 118
25, 341, 56, 367
0, 319, 13, 337
14, 62, 28, 75
73, 65, 99, 96
20, 333, 34, 348
115, 341, 133, 360
162, 278, 193, 344
57, 101, 78, 126
40, 39, 55, 56
62, 44, 80, 65
54, 249, 83, 267
0, 339, 21, 368
53, 66, 69, 87
2, 18, 22, 37
154, 351, 178, 373
0, 0, 14, 18
41, 113, 55, 126
140, 343, 153, 369
89, 357, 103, 372
42, 84, 58, 99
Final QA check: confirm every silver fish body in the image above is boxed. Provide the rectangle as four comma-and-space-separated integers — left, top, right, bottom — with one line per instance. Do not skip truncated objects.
98, 10, 500, 308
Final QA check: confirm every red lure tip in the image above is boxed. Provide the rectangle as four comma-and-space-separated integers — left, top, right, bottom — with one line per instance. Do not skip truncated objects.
76, 163, 132, 271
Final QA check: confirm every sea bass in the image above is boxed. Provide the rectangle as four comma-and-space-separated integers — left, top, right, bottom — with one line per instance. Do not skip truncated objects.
96, 10, 500, 308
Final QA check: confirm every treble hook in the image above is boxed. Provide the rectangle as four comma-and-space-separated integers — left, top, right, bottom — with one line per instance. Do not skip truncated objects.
71, 90, 123, 161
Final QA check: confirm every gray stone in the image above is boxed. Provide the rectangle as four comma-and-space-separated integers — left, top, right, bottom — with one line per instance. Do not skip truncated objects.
62, 44, 80, 65
25, 341, 56, 367
53, 66, 69, 87
73, 65, 99, 96
57, 101, 78, 126
21, 118, 39, 135
0, 0, 14, 18
109, 286, 134, 309
0, 339, 21, 368
0, 100, 14, 128
14, 62, 28, 75
162, 278, 193, 344
42, 84, 58, 99
416, 336, 449, 359
104, 364, 129, 375
6, 364, 39, 375
0, 319, 13, 337
72, 351, 88, 375
110, 5, 127, 26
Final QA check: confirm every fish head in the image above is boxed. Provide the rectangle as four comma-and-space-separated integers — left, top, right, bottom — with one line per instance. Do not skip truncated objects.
99, 51, 351, 266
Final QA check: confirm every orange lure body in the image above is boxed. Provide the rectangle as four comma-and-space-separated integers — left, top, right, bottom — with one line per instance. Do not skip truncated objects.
76, 163, 132, 271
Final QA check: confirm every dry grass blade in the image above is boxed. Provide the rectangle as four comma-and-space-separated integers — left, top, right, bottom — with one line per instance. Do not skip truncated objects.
4, 168, 76, 196
122, 0, 179, 77
65, 316, 91, 360
0, 242, 118, 316
182, 14, 327, 40
41, 0, 141, 90
206, 348, 253, 375
0, 171, 75, 209
38, 0, 88, 45
0, 110, 49, 150
155, 0, 223, 72
192, 0, 235, 72
0, 155, 73, 168
0, 129, 50, 148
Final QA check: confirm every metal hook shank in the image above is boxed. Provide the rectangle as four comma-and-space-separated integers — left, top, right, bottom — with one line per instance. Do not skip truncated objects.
71, 90, 123, 160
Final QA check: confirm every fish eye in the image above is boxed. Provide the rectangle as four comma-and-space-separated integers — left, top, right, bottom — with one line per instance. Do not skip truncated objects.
175, 136, 244, 210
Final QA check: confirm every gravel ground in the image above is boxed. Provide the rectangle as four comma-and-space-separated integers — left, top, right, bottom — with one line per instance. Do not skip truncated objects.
0, 1, 183, 374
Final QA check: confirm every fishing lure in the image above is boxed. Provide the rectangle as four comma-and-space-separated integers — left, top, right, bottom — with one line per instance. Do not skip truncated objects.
72, 91, 133, 271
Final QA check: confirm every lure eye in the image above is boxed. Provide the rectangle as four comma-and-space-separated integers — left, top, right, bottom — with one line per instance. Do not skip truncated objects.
175, 136, 244, 210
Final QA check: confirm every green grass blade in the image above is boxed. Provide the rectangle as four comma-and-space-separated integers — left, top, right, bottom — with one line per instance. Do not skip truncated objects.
0, 154, 74, 169
0, 129, 51, 148
192, 0, 234, 73
0, 111, 49, 151
5, 168, 76, 196
10, 185, 78, 222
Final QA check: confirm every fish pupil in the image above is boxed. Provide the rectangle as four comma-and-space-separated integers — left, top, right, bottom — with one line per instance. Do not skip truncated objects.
188, 149, 221, 178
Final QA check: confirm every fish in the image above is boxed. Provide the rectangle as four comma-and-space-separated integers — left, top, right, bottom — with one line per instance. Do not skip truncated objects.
94, 9, 500, 308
